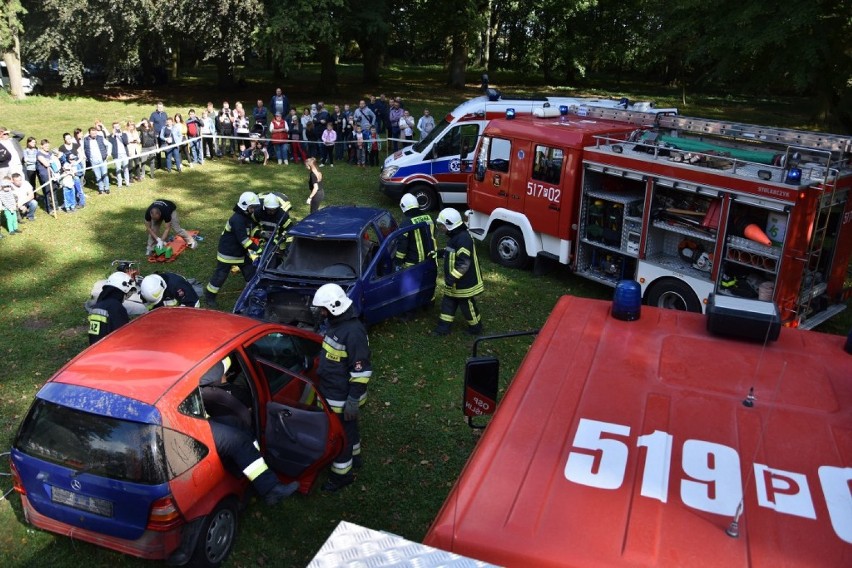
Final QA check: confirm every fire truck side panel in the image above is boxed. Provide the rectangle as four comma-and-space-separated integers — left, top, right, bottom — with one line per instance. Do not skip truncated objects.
471, 112, 851, 327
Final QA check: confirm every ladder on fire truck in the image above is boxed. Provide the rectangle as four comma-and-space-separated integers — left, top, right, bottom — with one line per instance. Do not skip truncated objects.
581, 106, 852, 155
582, 106, 852, 328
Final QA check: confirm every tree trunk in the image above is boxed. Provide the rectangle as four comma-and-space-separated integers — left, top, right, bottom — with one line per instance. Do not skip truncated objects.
317, 43, 338, 93
3, 36, 25, 100
216, 57, 234, 89
448, 32, 468, 89
170, 44, 180, 80
482, 0, 493, 71
362, 45, 381, 85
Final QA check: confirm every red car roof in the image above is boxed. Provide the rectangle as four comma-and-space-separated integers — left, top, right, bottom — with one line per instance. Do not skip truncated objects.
426, 296, 852, 567
54, 308, 269, 405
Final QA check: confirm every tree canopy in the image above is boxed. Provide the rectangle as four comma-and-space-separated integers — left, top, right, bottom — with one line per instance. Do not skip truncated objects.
4, 0, 850, 128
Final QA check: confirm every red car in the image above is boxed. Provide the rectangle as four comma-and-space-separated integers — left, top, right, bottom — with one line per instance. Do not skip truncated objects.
10, 308, 344, 566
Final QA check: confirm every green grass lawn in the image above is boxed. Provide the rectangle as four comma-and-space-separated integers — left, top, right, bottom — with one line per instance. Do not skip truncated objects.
0, 70, 849, 567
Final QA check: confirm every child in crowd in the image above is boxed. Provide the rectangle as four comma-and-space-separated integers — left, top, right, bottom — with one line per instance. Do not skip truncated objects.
59, 162, 77, 212
355, 125, 365, 167
369, 126, 381, 167
0, 178, 22, 236
321, 122, 336, 167
69, 154, 86, 208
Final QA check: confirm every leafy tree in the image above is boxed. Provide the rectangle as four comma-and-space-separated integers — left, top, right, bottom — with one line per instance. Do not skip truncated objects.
2, 0, 28, 98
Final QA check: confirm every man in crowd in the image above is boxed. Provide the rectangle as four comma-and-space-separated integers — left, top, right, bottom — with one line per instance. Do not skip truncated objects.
10, 172, 37, 222
149, 102, 168, 170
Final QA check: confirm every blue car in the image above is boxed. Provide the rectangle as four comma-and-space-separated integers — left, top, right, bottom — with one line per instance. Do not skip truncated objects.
234, 206, 437, 327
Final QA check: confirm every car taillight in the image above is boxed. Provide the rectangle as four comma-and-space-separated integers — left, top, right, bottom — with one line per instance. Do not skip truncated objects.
9, 459, 25, 495
147, 495, 184, 531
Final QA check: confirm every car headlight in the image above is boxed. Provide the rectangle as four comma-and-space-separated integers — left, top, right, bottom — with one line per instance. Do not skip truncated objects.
380, 166, 399, 180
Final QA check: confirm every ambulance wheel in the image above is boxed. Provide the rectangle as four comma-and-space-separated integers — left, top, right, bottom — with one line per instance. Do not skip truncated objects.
190, 499, 238, 567
409, 184, 438, 211
645, 279, 701, 313
490, 226, 530, 269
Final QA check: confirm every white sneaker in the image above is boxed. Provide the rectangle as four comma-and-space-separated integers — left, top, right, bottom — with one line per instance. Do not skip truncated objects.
319, 163, 325, 168
278, 159, 282, 165
330, 164, 334, 167
284, 160, 289, 166
188, 240, 198, 249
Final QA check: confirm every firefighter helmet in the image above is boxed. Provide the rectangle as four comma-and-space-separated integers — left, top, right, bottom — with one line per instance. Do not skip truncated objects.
237, 191, 260, 211
437, 208, 463, 231
400, 193, 419, 213
312, 283, 352, 317
106, 271, 136, 294
263, 193, 280, 210
140, 274, 167, 304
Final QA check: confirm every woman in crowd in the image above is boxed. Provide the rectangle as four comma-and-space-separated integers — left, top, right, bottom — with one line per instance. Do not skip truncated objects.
304, 157, 324, 214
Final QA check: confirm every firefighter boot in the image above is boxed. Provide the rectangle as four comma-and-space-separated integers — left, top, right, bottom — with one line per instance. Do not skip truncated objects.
204, 290, 218, 309
321, 472, 355, 492
466, 323, 483, 336
431, 323, 451, 337
264, 481, 300, 505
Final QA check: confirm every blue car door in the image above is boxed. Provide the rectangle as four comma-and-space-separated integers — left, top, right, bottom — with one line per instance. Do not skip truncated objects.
360, 224, 438, 325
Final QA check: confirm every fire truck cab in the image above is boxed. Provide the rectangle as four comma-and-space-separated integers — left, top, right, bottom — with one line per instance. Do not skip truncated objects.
467, 110, 852, 329
379, 93, 675, 211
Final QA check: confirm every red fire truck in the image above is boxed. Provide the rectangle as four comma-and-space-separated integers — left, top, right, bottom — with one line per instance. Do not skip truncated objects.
466, 109, 852, 329
424, 295, 852, 567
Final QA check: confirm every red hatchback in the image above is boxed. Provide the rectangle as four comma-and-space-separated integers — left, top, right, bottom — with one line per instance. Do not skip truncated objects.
10, 308, 344, 566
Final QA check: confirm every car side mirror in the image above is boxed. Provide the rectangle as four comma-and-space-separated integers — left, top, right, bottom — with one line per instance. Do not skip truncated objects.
463, 356, 499, 428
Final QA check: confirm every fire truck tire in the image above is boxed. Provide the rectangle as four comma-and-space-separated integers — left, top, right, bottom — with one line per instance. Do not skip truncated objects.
490, 226, 530, 269
409, 184, 438, 211
645, 279, 702, 313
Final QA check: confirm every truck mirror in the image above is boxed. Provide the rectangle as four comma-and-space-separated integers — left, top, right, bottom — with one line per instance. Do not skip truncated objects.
464, 356, 499, 428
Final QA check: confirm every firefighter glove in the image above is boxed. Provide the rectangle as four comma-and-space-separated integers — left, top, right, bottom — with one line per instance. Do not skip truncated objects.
343, 396, 360, 421
444, 275, 456, 287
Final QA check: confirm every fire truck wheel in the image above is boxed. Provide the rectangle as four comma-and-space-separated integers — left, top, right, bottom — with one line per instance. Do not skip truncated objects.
490, 226, 530, 269
409, 184, 438, 211
645, 279, 702, 313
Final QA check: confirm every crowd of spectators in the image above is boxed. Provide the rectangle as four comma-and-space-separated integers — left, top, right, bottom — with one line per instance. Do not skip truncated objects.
0, 88, 435, 235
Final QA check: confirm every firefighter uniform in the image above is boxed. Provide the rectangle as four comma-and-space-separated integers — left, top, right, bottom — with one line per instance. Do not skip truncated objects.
87, 286, 131, 345
205, 206, 259, 306
254, 192, 294, 247
434, 224, 484, 335
200, 361, 298, 505
152, 272, 200, 308
395, 211, 437, 268
317, 304, 372, 489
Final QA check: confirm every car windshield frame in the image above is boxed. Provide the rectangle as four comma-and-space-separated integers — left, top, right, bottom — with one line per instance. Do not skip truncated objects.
264, 236, 366, 280
15, 399, 207, 485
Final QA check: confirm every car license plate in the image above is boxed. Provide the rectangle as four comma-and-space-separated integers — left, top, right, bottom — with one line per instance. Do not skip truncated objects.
50, 486, 113, 517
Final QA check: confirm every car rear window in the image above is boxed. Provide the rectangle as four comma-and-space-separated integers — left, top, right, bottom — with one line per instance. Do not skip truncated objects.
16, 399, 208, 484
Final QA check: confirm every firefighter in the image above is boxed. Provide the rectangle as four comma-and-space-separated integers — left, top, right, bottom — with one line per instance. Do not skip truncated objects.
204, 192, 261, 308
395, 193, 436, 268
87, 271, 135, 345
139, 273, 200, 309
312, 283, 372, 491
433, 208, 484, 336
200, 358, 299, 505
254, 192, 294, 247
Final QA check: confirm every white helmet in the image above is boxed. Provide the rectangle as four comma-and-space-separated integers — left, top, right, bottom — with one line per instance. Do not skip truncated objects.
400, 193, 419, 213
437, 208, 463, 231
312, 283, 352, 316
237, 191, 260, 211
263, 193, 280, 210
140, 274, 167, 304
106, 271, 136, 294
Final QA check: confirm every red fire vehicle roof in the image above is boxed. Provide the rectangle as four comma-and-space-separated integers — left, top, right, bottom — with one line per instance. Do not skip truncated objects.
425, 296, 852, 567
